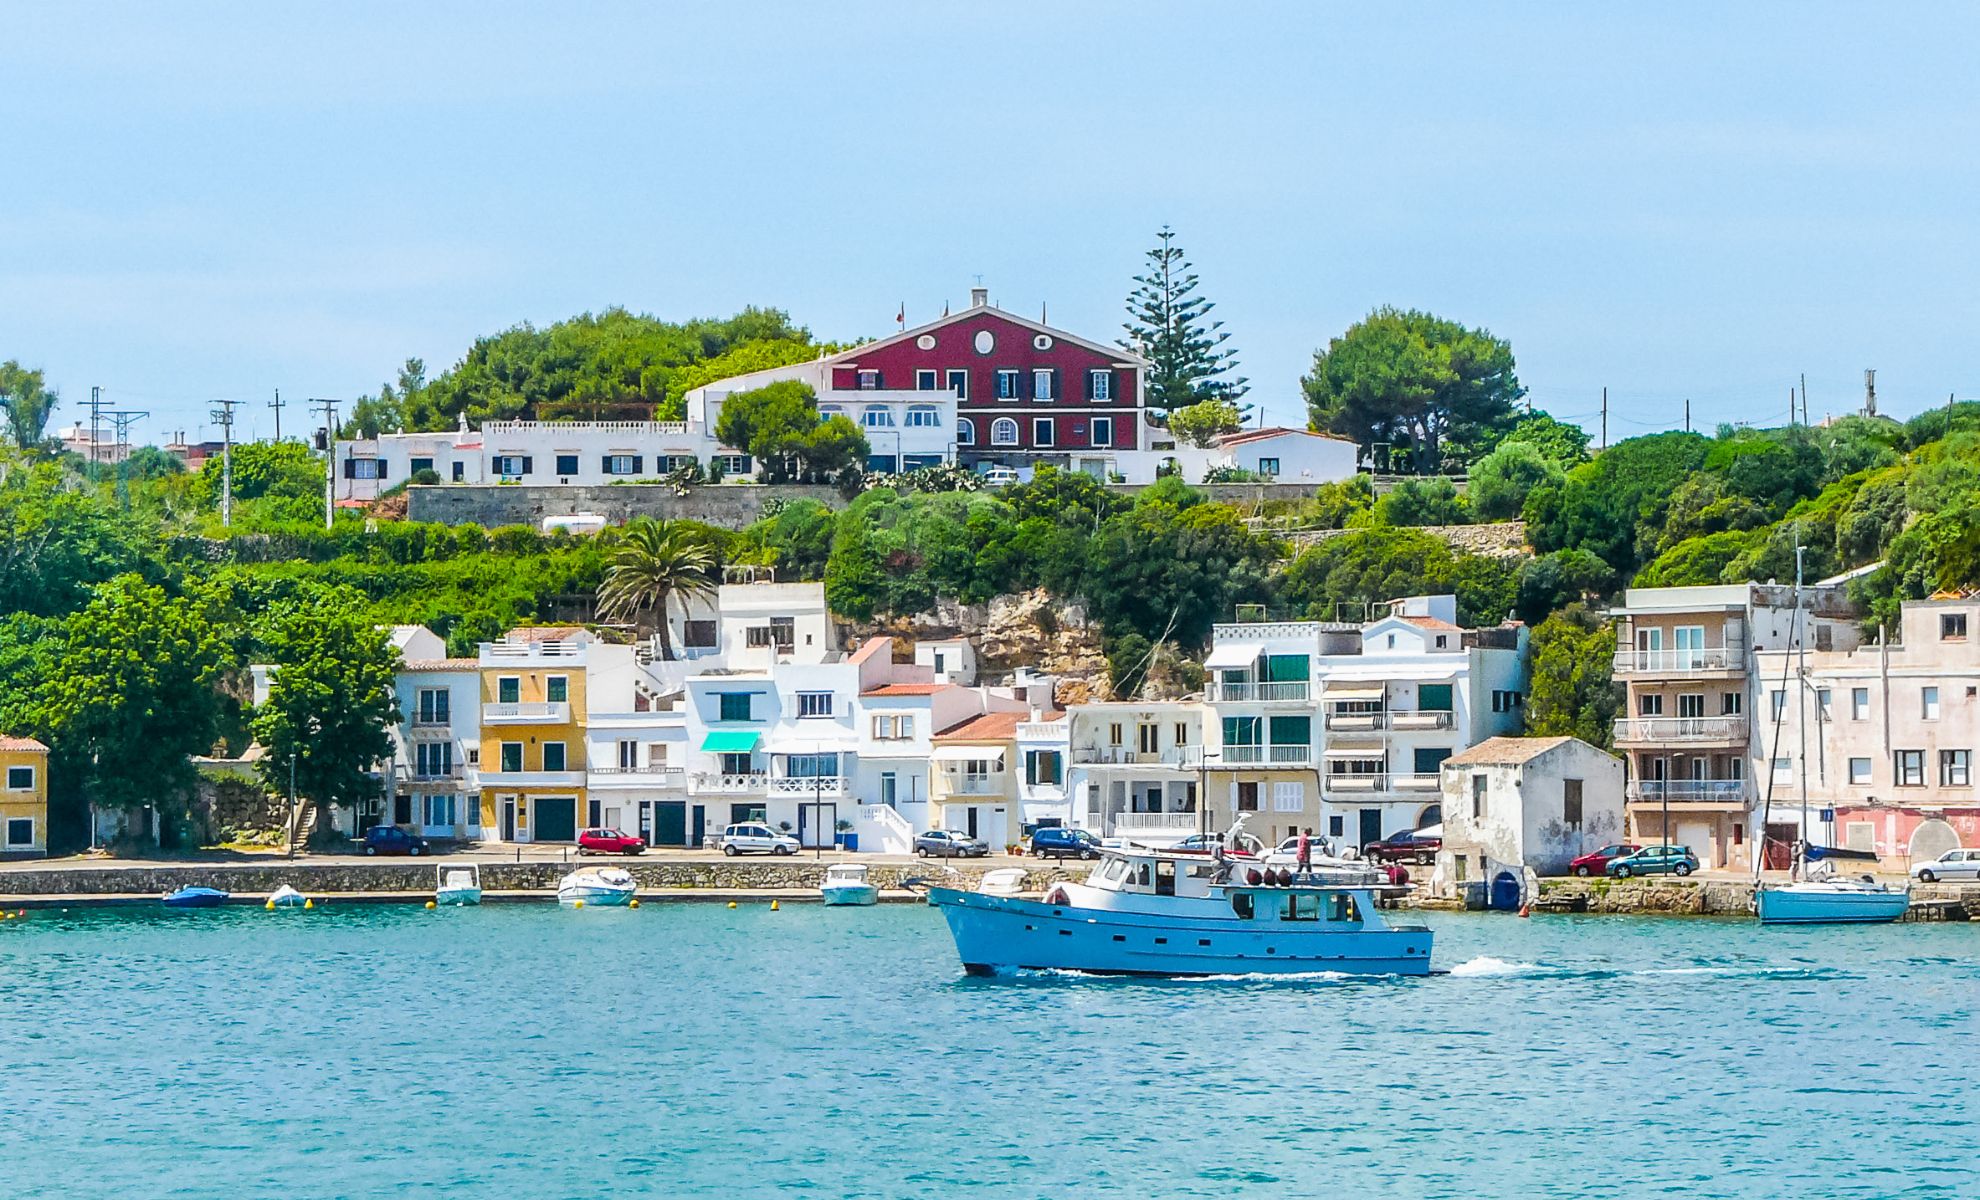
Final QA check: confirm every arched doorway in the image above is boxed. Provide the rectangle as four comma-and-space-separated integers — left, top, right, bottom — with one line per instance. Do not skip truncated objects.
1489, 870, 1522, 911
1417, 804, 1442, 830
1909, 818, 1959, 864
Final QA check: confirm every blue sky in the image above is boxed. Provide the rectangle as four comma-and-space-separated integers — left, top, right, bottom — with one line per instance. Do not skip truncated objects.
7, 2, 1979, 443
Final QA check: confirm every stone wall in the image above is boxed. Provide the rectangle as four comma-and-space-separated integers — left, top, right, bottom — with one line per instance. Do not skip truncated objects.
0, 858, 1089, 899
407, 484, 843, 530
1530, 878, 1755, 915
1289, 521, 1528, 559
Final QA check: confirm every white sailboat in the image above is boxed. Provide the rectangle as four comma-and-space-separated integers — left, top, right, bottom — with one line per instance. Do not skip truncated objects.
1753, 543, 1909, 925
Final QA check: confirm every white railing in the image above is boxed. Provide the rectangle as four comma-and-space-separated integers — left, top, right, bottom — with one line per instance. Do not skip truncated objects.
1612, 716, 1748, 743
1215, 745, 1316, 766
1627, 779, 1749, 803
1323, 711, 1388, 730
484, 419, 691, 436
1114, 811, 1200, 833
1388, 711, 1455, 731
588, 766, 686, 786
859, 803, 916, 855
769, 775, 849, 796
1391, 773, 1441, 791
1269, 744, 1315, 765
481, 701, 571, 723
1072, 746, 1200, 767
1613, 646, 1745, 675
1210, 621, 1325, 640
484, 641, 584, 660
940, 773, 1003, 795
695, 773, 769, 794
1016, 722, 1066, 741
1210, 680, 1311, 703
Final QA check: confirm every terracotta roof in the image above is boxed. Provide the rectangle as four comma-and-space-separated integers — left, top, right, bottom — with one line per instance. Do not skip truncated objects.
505, 626, 583, 643
1442, 736, 1578, 768
1217, 426, 1356, 447
848, 637, 892, 665
400, 658, 481, 672
935, 710, 1066, 742
860, 683, 947, 697
0, 736, 49, 753
1401, 616, 1465, 632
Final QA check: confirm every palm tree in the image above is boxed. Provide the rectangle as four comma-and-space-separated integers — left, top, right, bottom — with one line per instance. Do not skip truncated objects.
596, 518, 719, 659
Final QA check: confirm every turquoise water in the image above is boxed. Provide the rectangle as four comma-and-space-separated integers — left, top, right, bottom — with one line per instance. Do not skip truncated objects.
1, 902, 1975, 1199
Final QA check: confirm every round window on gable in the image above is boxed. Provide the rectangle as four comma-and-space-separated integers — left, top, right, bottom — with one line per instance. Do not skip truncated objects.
1032, 334, 1053, 351
974, 330, 995, 355
916, 334, 937, 351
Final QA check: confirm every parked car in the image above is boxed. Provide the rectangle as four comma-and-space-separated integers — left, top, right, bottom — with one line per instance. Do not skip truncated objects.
916, 830, 990, 858
578, 828, 647, 856
360, 825, 430, 856
1364, 829, 1441, 864
1263, 835, 1348, 868
1606, 844, 1699, 877
1911, 847, 1980, 883
981, 466, 1021, 487
1030, 828, 1103, 860
720, 823, 800, 856
1171, 831, 1265, 857
1568, 843, 1643, 877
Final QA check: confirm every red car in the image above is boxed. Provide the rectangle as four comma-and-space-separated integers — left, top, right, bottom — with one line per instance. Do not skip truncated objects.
1568, 843, 1641, 877
577, 828, 646, 856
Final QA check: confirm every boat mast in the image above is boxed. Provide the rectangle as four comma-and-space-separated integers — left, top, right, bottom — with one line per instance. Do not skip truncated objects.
1794, 540, 1809, 881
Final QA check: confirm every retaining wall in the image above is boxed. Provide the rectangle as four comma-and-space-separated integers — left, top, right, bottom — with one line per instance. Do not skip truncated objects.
407, 484, 843, 530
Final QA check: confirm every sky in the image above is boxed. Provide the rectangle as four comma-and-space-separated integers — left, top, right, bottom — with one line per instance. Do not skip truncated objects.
7, 2, 1980, 445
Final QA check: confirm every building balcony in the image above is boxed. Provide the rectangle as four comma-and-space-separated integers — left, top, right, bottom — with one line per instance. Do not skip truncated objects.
1070, 746, 1202, 769
1214, 745, 1317, 767
1388, 711, 1455, 731
1112, 811, 1200, 836
1612, 716, 1748, 746
1208, 681, 1311, 703
936, 771, 1008, 796
477, 770, 585, 789
482, 640, 585, 661
1321, 773, 1442, 796
1626, 779, 1750, 806
693, 772, 769, 795
1323, 711, 1388, 732
769, 775, 850, 798
587, 765, 687, 790
1613, 647, 1747, 677
482, 701, 571, 724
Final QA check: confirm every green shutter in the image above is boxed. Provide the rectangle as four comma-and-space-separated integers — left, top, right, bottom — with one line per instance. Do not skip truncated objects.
1419, 684, 1454, 712
1269, 716, 1311, 747
1264, 654, 1310, 683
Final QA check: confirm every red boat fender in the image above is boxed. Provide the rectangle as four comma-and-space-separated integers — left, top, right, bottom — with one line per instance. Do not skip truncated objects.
1044, 885, 1070, 906
1245, 868, 1262, 886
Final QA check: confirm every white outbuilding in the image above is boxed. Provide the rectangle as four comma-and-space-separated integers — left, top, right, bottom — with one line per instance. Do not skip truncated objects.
1432, 736, 1626, 908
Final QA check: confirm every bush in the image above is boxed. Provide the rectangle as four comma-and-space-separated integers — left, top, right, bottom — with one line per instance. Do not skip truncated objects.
1373, 477, 1469, 526
1469, 441, 1563, 521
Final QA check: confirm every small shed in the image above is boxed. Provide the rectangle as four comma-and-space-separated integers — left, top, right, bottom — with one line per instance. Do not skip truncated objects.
1432, 736, 1625, 905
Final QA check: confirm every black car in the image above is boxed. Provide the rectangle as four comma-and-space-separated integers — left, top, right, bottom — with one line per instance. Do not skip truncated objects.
1030, 827, 1102, 860
360, 825, 430, 856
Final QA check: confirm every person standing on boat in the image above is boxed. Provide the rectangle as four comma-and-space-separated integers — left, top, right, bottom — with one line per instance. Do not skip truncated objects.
1297, 828, 1312, 875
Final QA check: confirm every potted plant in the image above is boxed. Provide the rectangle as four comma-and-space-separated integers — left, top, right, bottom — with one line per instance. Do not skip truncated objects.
836, 818, 857, 852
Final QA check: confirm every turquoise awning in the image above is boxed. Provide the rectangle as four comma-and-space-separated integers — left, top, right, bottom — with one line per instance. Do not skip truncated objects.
701, 730, 761, 753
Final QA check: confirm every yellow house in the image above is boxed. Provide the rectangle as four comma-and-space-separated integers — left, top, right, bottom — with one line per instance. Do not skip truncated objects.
1, 736, 51, 858
477, 628, 590, 844
931, 711, 1029, 850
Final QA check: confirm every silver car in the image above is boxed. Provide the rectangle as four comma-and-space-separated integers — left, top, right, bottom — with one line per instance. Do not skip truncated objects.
720, 823, 800, 856
1911, 848, 1980, 883
915, 830, 989, 858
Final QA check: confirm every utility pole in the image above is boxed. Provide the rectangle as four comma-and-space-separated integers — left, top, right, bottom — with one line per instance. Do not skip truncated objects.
211, 399, 238, 526
268, 388, 285, 442
1862, 369, 1877, 419
1684, 398, 1691, 433
1800, 372, 1809, 426
88, 386, 103, 467
1600, 387, 1607, 451
312, 397, 339, 529
105, 410, 148, 507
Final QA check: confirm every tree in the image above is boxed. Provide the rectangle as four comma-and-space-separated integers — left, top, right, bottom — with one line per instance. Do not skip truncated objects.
252, 597, 399, 843
1122, 226, 1246, 412
1279, 526, 1518, 627
1080, 480, 1278, 647
1524, 604, 1619, 748
1372, 477, 1469, 526
1167, 398, 1244, 448
1524, 431, 1709, 575
716, 381, 868, 483
41, 576, 226, 839
1514, 549, 1617, 626
1469, 440, 1565, 521
1302, 307, 1524, 472
1497, 412, 1591, 466
194, 440, 323, 504
595, 518, 720, 659
0, 360, 59, 451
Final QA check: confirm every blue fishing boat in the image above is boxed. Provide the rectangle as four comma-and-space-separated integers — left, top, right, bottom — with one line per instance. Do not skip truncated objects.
162, 886, 229, 909
928, 843, 1431, 977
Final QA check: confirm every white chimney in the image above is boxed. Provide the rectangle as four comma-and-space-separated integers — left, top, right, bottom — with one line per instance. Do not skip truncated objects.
970, 286, 989, 308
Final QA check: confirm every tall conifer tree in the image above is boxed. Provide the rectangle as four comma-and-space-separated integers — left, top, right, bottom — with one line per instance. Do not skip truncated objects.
1122, 227, 1248, 413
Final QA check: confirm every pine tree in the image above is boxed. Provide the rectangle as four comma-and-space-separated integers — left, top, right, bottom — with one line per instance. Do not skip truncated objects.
1122, 226, 1248, 413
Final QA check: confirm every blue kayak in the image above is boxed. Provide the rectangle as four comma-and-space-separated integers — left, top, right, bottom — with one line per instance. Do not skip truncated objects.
162, 886, 229, 909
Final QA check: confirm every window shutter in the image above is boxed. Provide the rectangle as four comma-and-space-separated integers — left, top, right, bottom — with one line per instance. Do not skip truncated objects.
1019, 370, 1031, 400
633, 455, 644, 474
602, 456, 613, 473
521, 456, 533, 474
1110, 370, 1121, 402
378, 460, 388, 478
1084, 369, 1094, 400
1051, 368, 1061, 403
342, 459, 356, 479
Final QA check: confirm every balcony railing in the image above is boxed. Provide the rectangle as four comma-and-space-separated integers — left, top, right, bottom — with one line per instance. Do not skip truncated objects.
1016, 722, 1066, 741
410, 712, 452, 728
938, 772, 1005, 795
482, 701, 571, 723
1216, 745, 1316, 766
1613, 647, 1746, 675
1323, 711, 1387, 731
1209, 681, 1311, 703
1612, 716, 1749, 744
1627, 779, 1749, 804
588, 765, 686, 787
1113, 811, 1200, 834
769, 775, 849, 797
1388, 711, 1455, 731
1071, 746, 1201, 768
1322, 773, 1441, 794
694, 772, 768, 794
484, 641, 584, 660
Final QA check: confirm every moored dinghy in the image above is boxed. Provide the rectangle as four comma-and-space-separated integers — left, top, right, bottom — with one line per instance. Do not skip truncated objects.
435, 863, 483, 906
267, 885, 308, 908
820, 863, 878, 906
558, 866, 637, 907
162, 886, 229, 909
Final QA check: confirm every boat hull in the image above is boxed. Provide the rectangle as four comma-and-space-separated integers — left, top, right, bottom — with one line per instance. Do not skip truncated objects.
558, 886, 635, 907
928, 887, 1433, 977
162, 888, 229, 909
435, 888, 483, 906
820, 884, 878, 907
1755, 885, 1909, 925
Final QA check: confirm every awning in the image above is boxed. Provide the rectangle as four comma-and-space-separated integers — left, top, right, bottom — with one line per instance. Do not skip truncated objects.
1323, 683, 1388, 701
1203, 644, 1263, 670
701, 730, 761, 753
766, 739, 843, 756
930, 745, 1004, 763
1322, 663, 1463, 682
1325, 747, 1387, 760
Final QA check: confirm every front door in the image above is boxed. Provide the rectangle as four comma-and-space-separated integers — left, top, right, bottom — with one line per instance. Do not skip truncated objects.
1359, 808, 1384, 850
500, 796, 517, 841
655, 802, 687, 847
798, 802, 837, 848
965, 807, 979, 838
691, 805, 706, 848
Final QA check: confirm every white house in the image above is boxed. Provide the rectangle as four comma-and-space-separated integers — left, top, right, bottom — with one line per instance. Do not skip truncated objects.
480, 420, 706, 485
1015, 710, 1073, 831
337, 425, 484, 502
1432, 736, 1627, 905
583, 647, 694, 846
1209, 427, 1359, 482
387, 625, 483, 841
1066, 701, 1210, 843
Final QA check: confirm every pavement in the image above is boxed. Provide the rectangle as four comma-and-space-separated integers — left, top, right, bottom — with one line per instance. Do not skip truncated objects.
1, 845, 1042, 871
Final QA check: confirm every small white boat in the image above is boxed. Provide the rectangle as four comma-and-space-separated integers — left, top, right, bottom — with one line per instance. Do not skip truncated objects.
436, 864, 483, 906
977, 867, 1029, 897
558, 866, 637, 907
820, 863, 879, 906
268, 885, 308, 909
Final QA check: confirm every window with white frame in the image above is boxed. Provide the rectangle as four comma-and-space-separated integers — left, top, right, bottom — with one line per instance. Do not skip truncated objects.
1032, 368, 1054, 400
414, 742, 453, 779
1089, 369, 1112, 401
1771, 756, 1792, 783
856, 369, 881, 390
1940, 749, 1970, 787
796, 691, 834, 718
350, 458, 382, 479
1091, 416, 1113, 447
863, 406, 894, 428
995, 370, 1021, 400
1033, 417, 1055, 447
493, 454, 529, 477
4, 818, 32, 847
1769, 689, 1785, 720
818, 405, 845, 418
5, 765, 33, 791
1896, 749, 1925, 786
1847, 757, 1872, 784
1851, 687, 1870, 720
916, 369, 938, 390
1271, 781, 1303, 812
604, 454, 639, 475
1258, 457, 1281, 477
947, 369, 968, 398
956, 417, 975, 445
991, 417, 1019, 446
1816, 688, 1832, 720
905, 405, 940, 428
422, 794, 458, 828
871, 714, 915, 739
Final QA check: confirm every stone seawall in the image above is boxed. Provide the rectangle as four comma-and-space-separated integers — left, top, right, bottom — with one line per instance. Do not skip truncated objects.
1531, 879, 1755, 915
407, 484, 843, 530
0, 859, 1087, 900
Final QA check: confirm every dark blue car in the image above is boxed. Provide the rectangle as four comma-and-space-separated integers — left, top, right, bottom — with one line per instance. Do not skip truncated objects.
360, 825, 430, 856
1030, 827, 1102, 860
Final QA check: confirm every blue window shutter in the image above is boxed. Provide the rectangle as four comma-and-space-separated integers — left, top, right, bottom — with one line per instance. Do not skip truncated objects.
521, 456, 532, 474
633, 455, 644, 474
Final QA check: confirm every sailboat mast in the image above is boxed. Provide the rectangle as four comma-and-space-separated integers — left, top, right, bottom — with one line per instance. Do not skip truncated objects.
1794, 542, 1809, 877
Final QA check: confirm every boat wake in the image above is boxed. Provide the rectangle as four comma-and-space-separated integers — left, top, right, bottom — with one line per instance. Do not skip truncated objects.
1447, 955, 1547, 977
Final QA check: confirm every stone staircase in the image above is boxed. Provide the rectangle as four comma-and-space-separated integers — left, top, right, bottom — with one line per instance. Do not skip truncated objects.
287, 804, 318, 855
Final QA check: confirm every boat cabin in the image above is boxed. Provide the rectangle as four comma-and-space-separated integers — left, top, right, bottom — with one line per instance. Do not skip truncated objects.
1082, 847, 1375, 927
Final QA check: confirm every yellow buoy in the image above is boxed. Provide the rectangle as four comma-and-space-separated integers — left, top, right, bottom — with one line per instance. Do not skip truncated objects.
770, 900, 781, 911
574, 899, 585, 909
727, 901, 737, 909
265, 900, 275, 911
629, 899, 640, 909
303, 898, 314, 910
425, 900, 437, 910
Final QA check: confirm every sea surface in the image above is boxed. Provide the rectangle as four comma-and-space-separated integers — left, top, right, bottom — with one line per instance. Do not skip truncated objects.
0, 900, 1974, 1199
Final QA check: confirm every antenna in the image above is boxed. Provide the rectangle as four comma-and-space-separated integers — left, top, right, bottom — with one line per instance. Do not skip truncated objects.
1862, 369, 1877, 418
210, 398, 238, 526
